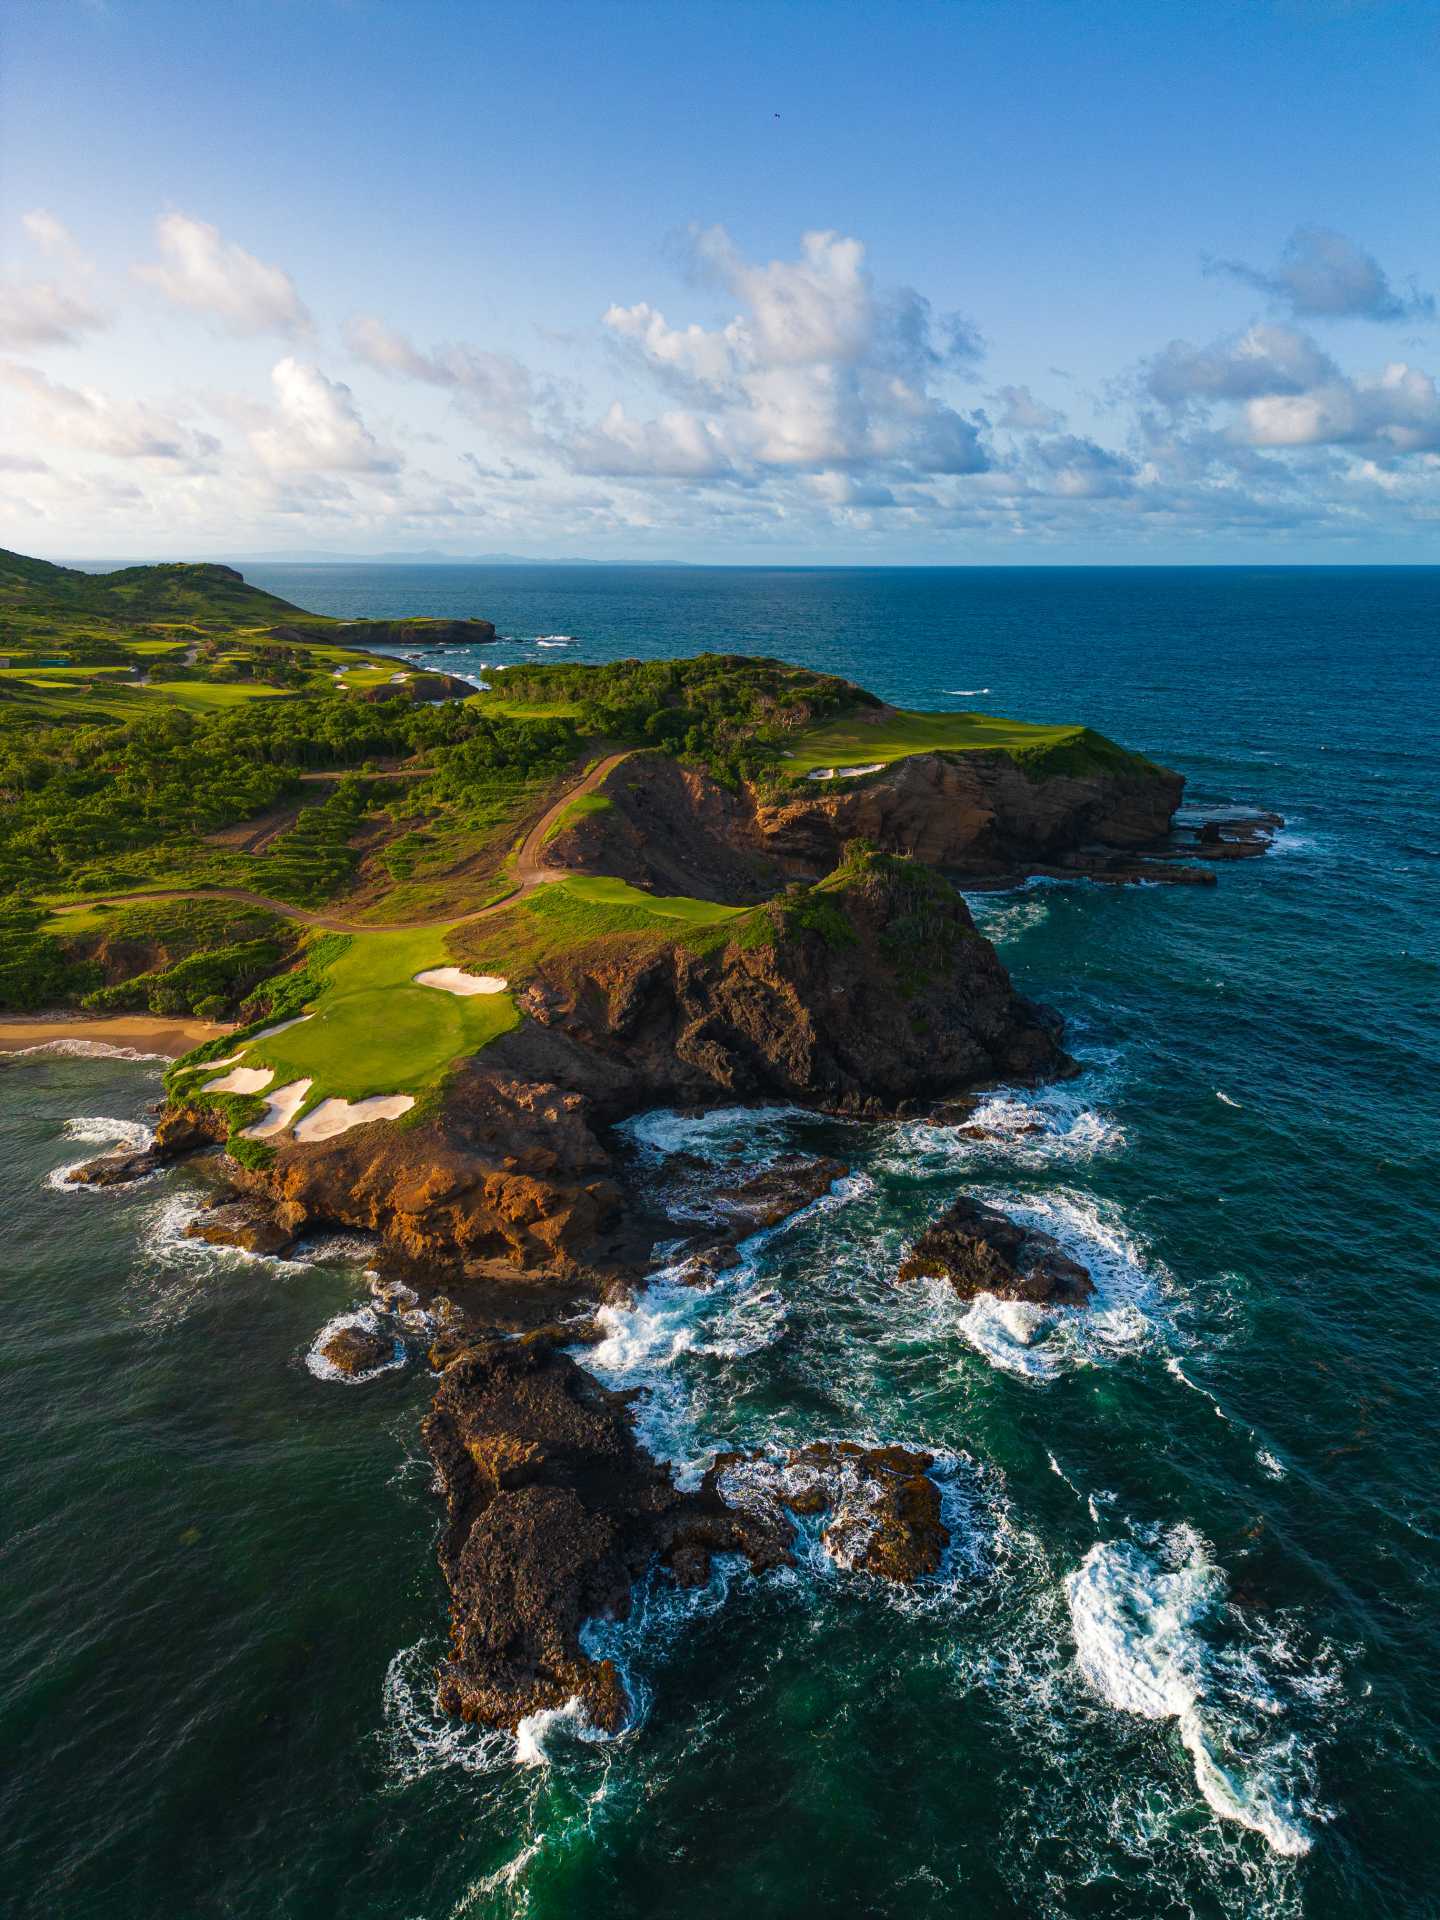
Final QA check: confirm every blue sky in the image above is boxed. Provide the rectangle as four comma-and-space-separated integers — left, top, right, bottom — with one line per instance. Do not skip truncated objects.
4, 0, 1439, 562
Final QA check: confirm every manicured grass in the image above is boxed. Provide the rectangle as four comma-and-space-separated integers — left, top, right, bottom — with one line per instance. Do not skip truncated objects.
555, 873, 743, 924
235, 926, 519, 1110
467, 694, 587, 720
451, 873, 746, 984
543, 791, 612, 843
785, 707, 1084, 776
39, 904, 115, 936
139, 680, 295, 711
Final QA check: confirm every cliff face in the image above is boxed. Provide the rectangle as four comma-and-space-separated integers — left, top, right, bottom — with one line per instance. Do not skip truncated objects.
168, 855, 1067, 1283
542, 744, 1184, 899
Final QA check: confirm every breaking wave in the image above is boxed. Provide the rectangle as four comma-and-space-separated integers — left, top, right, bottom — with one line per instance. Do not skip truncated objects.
44, 1113, 154, 1190
1065, 1529, 1325, 1857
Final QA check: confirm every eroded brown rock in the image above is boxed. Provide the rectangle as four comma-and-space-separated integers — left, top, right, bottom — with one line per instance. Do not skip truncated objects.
898, 1196, 1094, 1306
716, 1441, 949, 1582
184, 1196, 298, 1256
318, 1323, 398, 1376
423, 1331, 792, 1732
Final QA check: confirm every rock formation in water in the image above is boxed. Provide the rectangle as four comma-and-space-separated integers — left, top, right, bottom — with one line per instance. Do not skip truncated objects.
897, 1195, 1094, 1305
422, 1327, 958, 1732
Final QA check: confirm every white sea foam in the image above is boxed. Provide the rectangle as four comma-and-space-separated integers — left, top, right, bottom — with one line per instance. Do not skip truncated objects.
305, 1307, 406, 1383
944, 687, 991, 696
380, 1639, 514, 1783
1217, 1091, 1243, 1109
5, 1038, 168, 1062
534, 635, 575, 647
879, 1068, 1125, 1178
514, 1696, 595, 1765
45, 1114, 154, 1189
941, 1189, 1164, 1380
621, 1102, 821, 1167
1066, 1534, 1316, 1857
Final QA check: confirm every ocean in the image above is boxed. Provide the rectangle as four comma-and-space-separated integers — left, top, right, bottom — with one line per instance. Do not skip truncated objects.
2, 566, 1437, 1918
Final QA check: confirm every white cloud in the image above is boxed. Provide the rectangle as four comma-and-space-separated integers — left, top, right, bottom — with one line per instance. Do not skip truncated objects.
1238, 361, 1440, 454
347, 314, 560, 447
993, 384, 1066, 432
134, 213, 310, 337
591, 226, 990, 479
1209, 226, 1434, 322
250, 357, 399, 472
1146, 324, 1338, 408
0, 360, 219, 465
0, 281, 109, 349
21, 210, 90, 270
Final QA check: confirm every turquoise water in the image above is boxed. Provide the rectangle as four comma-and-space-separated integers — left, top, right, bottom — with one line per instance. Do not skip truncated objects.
3, 568, 1437, 1917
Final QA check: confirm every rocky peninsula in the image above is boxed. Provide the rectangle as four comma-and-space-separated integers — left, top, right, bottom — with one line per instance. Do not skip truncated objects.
1, 552, 1278, 1744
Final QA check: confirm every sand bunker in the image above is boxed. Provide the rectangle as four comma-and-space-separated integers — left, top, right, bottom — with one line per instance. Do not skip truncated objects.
249, 1014, 312, 1043
806, 762, 884, 781
293, 1094, 415, 1142
413, 966, 509, 996
177, 1051, 244, 1074
241, 1079, 313, 1140
203, 1065, 275, 1095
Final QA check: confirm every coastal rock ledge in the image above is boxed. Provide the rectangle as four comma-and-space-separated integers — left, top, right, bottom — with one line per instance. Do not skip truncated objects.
422, 1331, 956, 1732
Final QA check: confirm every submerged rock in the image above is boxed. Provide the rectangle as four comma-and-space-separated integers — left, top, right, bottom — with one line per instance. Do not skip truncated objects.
898, 1196, 1094, 1306
66, 1145, 165, 1187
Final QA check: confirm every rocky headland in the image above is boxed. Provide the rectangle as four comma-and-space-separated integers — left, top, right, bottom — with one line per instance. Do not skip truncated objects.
55, 650, 1265, 1745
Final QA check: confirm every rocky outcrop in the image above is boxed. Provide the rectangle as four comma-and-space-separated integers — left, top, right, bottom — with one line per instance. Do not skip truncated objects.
542, 741, 1184, 898
184, 1195, 300, 1256
318, 1323, 397, 1376
718, 1442, 950, 1582
423, 1330, 793, 1731
898, 1196, 1094, 1306
422, 1330, 957, 1732
357, 670, 476, 704
166, 853, 1066, 1284
499, 851, 1068, 1115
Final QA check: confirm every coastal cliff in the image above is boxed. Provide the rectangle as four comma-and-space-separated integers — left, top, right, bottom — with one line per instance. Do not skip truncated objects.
162, 851, 1068, 1282
540, 736, 1185, 898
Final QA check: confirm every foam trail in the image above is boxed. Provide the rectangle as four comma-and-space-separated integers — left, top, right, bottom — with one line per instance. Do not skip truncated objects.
45, 1114, 154, 1190
514, 1697, 589, 1766
1066, 1537, 1314, 1857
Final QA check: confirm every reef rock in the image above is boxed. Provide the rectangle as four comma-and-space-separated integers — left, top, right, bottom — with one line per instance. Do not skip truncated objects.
184, 1195, 298, 1256
318, 1323, 397, 1377
717, 1441, 949, 1582
423, 1331, 793, 1732
898, 1196, 1094, 1306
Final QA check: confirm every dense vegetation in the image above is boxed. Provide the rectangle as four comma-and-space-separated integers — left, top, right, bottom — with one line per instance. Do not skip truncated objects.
482, 654, 871, 784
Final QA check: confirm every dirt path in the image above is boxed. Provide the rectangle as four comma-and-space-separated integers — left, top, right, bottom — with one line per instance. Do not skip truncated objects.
48, 751, 630, 937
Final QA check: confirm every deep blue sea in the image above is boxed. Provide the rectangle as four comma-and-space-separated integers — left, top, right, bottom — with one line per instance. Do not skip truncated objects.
3, 567, 1437, 1918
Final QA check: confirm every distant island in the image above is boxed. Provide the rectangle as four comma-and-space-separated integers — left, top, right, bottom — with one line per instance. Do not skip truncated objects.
0, 547, 1275, 1742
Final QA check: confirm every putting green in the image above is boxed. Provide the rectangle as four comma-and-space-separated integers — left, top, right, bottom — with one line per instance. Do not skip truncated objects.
785, 708, 1084, 775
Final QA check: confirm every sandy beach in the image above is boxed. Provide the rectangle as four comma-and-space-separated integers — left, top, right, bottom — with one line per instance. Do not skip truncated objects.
0, 1014, 235, 1058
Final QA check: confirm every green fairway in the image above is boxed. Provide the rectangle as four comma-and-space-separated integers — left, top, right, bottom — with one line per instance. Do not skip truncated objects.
139, 680, 295, 711
222, 926, 520, 1112
554, 873, 744, 923
785, 707, 1085, 775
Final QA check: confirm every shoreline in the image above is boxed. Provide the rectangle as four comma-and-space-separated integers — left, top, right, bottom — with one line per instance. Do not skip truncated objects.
0, 1012, 235, 1058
